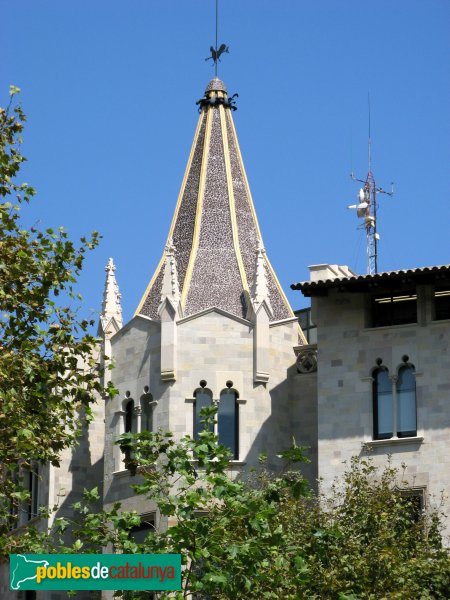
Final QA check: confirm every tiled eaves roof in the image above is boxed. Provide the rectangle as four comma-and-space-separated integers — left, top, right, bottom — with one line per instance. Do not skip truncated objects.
291, 264, 450, 297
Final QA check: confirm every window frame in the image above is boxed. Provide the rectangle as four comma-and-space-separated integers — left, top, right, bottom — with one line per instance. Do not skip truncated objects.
193, 387, 214, 440
124, 398, 135, 434
396, 364, 417, 438
140, 390, 155, 433
294, 307, 317, 344
27, 465, 39, 521
372, 361, 417, 441
370, 290, 417, 328
433, 284, 450, 321
372, 367, 393, 440
396, 487, 426, 522
192, 386, 240, 461
129, 512, 156, 544
218, 388, 239, 460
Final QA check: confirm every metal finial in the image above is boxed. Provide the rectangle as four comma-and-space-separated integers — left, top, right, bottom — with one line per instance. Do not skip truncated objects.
216, 0, 218, 76
205, 0, 229, 74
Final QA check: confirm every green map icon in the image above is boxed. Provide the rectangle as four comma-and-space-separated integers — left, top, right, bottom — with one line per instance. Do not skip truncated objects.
10, 555, 49, 590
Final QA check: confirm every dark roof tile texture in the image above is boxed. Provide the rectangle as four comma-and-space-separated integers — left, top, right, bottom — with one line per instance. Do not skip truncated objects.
185, 107, 244, 317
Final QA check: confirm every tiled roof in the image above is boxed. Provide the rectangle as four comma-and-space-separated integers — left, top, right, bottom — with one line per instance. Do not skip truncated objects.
292, 265, 450, 296
134, 79, 294, 322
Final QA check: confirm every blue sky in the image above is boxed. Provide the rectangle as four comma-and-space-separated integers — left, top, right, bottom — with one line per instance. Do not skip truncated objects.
3, 0, 449, 321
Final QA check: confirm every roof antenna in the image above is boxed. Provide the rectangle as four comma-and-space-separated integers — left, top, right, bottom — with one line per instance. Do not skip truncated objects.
205, 0, 229, 75
348, 93, 394, 275
368, 92, 371, 172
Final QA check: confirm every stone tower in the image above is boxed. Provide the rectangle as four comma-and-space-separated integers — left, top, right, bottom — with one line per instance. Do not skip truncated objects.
102, 78, 306, 514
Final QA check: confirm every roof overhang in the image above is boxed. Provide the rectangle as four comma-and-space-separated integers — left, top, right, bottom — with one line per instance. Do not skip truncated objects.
291, 265, 450, 297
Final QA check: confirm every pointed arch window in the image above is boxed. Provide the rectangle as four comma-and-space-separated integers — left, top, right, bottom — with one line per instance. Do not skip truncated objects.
218, 389, 239, 460
397, 365, 417, 438
373, 368, 393, 440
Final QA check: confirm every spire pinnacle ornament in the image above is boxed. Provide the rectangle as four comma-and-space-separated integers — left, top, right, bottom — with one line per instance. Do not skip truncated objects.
99, 257, 123, 336
251, 239, 273, 318
159, 238, 181, 313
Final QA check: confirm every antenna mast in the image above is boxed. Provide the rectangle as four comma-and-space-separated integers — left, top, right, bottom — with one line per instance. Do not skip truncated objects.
348, 96, 394, 275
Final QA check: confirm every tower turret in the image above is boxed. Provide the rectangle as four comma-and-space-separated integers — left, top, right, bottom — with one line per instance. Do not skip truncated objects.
135, 78, 296, 327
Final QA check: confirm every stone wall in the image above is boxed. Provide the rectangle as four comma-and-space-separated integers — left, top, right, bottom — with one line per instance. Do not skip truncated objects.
313, 286, 450, 541
103, 310, 302, 514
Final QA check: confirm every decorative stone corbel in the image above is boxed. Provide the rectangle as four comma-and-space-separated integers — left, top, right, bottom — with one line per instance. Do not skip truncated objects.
294, 344, 318, 374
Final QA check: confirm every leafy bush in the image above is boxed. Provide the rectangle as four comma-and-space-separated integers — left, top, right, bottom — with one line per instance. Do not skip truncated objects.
58, 409, 450, 599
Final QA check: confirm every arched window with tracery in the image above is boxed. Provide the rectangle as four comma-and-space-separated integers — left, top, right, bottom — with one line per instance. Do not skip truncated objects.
396, 365, 417, 438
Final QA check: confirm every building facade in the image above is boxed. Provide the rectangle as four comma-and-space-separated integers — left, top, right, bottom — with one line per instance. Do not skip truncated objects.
101, 77, 315, 524
3, 78, 449, 599
292, 263, 450, 537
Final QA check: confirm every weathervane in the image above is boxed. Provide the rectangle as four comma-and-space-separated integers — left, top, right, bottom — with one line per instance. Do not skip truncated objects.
205, 0, 229, 76
347, 95, 394, 275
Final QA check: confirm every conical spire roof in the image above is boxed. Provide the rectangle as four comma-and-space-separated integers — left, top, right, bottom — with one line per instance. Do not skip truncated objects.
135, 78, 294, 323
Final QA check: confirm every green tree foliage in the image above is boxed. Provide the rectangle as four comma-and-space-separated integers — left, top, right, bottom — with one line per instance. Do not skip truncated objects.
279, 455, 450, 599
60, 408, 449, 599
0, 87, 109, 552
